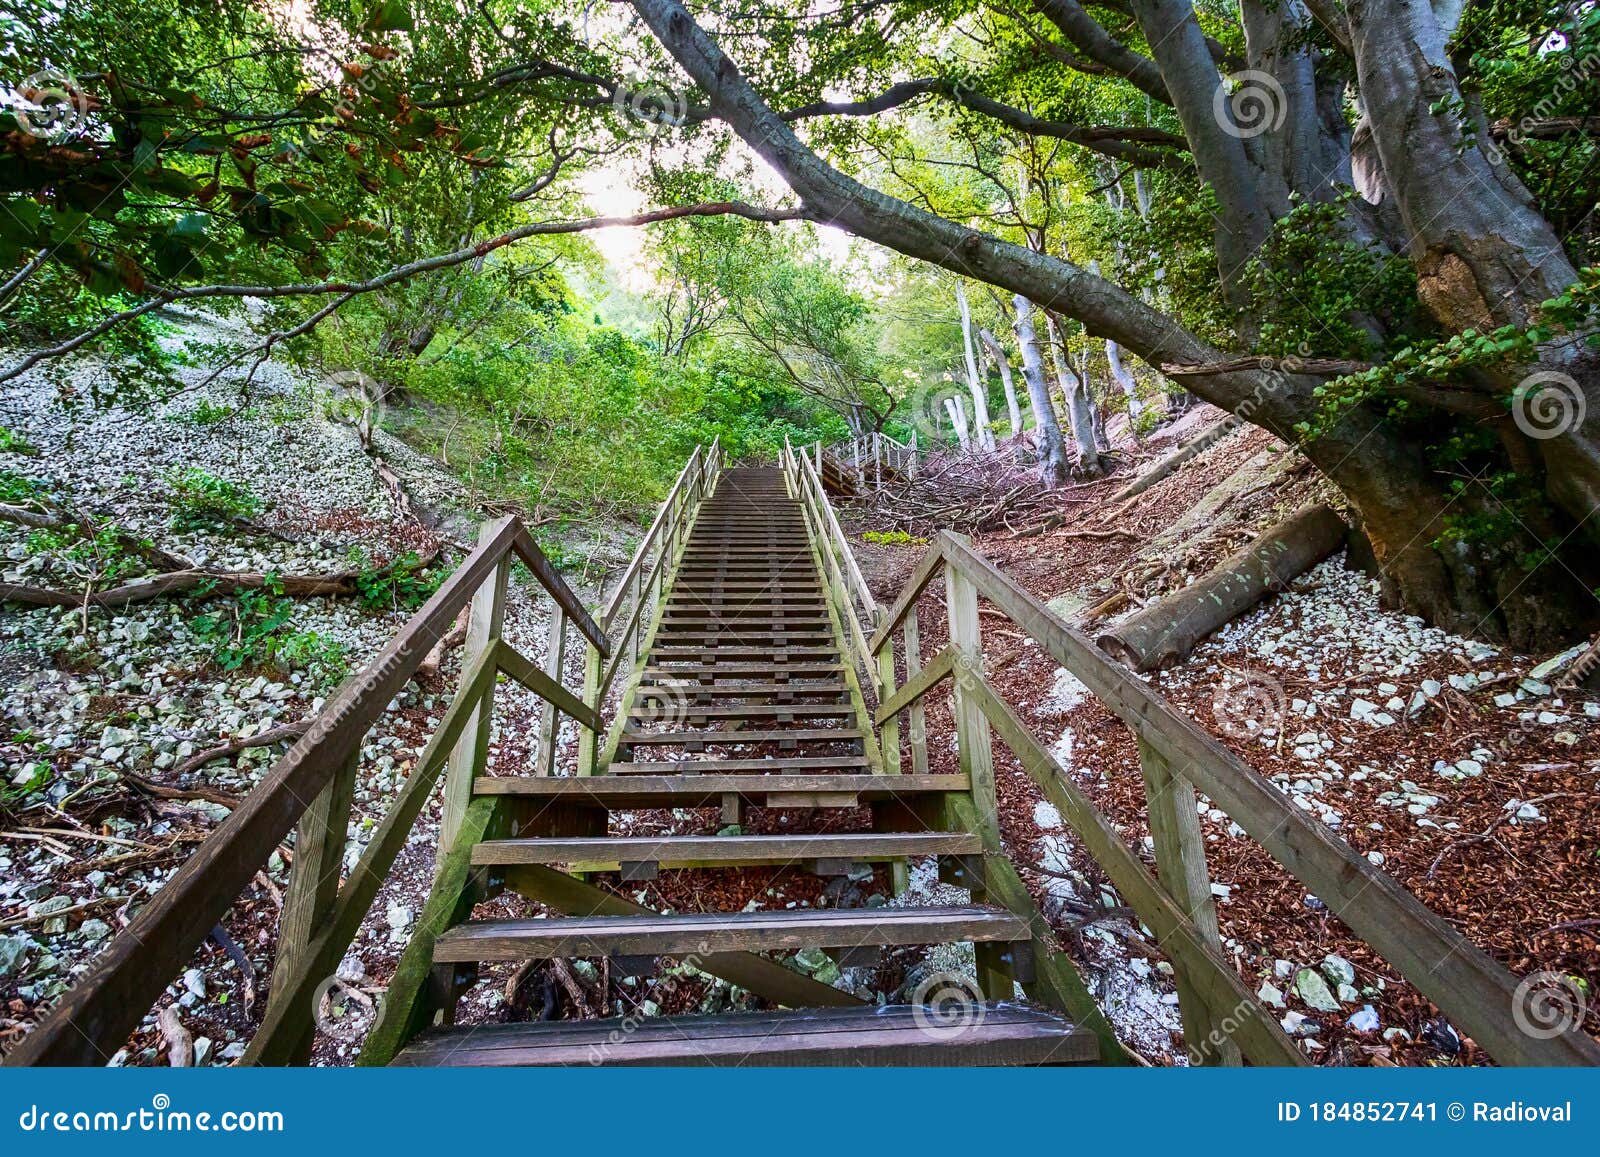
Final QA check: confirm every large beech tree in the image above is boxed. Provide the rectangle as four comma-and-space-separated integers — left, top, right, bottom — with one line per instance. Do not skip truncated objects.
620, 0, 1600, 647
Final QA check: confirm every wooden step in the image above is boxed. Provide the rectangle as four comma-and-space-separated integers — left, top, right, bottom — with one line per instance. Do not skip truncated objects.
650, 630, 837, 645
626, 703, 856, 722
470, 831, 981, 869
641, 662, 843, 678
659, 614, 838, 624
474, 773, 967, 809
620, 727, 865, 746
634, 680, 848, 698
431, 905, 1029, 962
391, 1003, 1097, 1067
613, 755, 872, 774
648, 645, 840, 659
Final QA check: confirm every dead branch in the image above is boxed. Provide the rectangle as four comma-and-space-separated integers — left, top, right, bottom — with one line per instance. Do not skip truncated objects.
0, 545, 439, 610
170, 721, 311, 779
125, 773, 242, 810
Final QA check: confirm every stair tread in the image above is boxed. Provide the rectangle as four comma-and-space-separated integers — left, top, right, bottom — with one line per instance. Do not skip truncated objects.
474, 772, 968, 806
617, 755, 870, 773
432, 905, 1029, 961
391, 1002, 1096, 1066
620, 728, 864, 745
470, 831, 981, 865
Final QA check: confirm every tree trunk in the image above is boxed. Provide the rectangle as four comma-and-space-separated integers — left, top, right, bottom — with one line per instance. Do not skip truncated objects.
1044, 311, 1107, 477
1106, 338, 1142, 420
943, 394, 973, 450
1099, 504, 1348, 670
1013, 298, 1071, 484
1344, 0, 1600, 533
956, 282, 997, 451
979, 328, 1025, 440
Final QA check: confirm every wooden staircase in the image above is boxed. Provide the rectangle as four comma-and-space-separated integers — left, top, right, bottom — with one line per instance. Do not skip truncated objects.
390, 467, 1095, 1066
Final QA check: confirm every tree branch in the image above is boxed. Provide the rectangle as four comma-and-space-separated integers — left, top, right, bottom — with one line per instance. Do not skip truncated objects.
0, 202, 806, 383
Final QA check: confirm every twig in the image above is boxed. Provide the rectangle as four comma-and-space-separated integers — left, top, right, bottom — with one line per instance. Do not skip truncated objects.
1424, 792, 1573, 879
157, 1006, 194, 1067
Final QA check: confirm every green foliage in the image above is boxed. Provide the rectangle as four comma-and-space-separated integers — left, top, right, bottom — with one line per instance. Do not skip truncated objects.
0, 467, 42, 503
189, 588, 348, 687
349, 549, 443, 611
1239, 195, 1424, 360
181, 400, 237, 427
861, 529, 926, 546
1296, 268, 1600, 440
165, 468, 266, 531
1131, 408, 1165, 437
23, 524, 145, 584
0, 427, 35, 454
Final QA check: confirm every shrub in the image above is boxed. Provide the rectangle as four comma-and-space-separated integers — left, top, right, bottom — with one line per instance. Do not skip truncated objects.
167, 468, 266, 530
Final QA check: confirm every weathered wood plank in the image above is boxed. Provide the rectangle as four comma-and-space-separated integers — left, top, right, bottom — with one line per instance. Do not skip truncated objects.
440, 520, 509, 859
242, 645, 501, 1065
537, 607, 568, 777
875, 645, 955, 725
262, 748, 358, 1063
1140, 740, 1241, 1066
357, 796, 503, 1066
433, 905, 1029, 961
496, 640, 602, 734
471, 831, 981, 867
968, 675, 1315, 1066
393, 1003, 1097, 1067
501, 864, 861, 1010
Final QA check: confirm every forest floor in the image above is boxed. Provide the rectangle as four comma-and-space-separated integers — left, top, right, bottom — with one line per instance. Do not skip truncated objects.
846, 408, 1600, 1066
0, 314, 636, 1065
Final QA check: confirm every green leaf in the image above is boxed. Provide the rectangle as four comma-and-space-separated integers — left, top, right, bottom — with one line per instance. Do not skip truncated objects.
363, 0, 413, 32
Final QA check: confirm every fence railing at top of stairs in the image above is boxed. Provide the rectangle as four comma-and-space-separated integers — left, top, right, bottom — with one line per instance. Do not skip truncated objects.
814, 430, 920, 492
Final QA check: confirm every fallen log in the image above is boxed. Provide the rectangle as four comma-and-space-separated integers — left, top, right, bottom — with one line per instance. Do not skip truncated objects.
1097, 503, 1347, 671
0, 547, 440, 611
1110, 420, 1240, 506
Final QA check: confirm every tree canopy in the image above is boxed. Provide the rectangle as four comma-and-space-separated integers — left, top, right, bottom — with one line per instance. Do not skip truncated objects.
4, 0, 1600, 643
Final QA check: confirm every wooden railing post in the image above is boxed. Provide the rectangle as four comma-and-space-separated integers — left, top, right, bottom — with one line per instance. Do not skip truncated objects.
439, 522, 509, 861
902, 607, 929, 775
265, 747, 358, 1062
944, 542, 997, 845
1139, 739, 1242, 1065
946, 543, 1010, 999
537, 607, 568, 777
577, 643, 602, 777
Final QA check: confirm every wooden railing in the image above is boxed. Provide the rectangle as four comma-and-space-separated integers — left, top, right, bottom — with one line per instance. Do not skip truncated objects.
3, 442, 726, 1067
827, 430, 919, 489
783, 436, 878, 690
585, 438, 722, 771
868, 531, 1600, 1067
